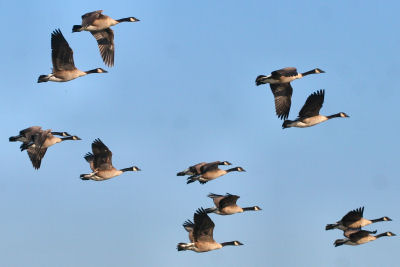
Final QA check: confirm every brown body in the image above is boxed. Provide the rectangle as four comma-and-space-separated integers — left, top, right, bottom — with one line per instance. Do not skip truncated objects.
186, 163, 245, 184
80, 139, 140, 181
72, 10, 140, 67
207, 193, 261, 215
177, 208, 243, 253
326, 207, 392, 231
38, 29, 107, 83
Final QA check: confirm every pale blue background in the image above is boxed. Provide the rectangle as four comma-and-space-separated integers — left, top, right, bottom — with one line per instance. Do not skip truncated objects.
1, 1, 398, 266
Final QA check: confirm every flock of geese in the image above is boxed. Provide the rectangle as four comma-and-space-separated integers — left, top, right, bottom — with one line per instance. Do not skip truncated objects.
8, 10, 395, 254
326, 207, 394, 246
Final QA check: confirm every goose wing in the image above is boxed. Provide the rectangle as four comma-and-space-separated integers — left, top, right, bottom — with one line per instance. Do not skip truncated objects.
92, 138, 113, 170
81, 10, 103, 28
183, 220, 195, 242
219, 194, 240, 209
199, 162, 220, 173
193, 208, 215, 243
84, 152, 95, 171
341, 207, 364, 225
271, 67, 298, 79
51, 29, 76, 71
26, 130, 50, 170
19, 126, 42, 137
189, 162, 207, 174
27, 147, 47, 169
269, 83, 293, 120
90, 28, 115, 67
348, 230, 371, 242
298, 89, 325, 118
208, 193, 225, 207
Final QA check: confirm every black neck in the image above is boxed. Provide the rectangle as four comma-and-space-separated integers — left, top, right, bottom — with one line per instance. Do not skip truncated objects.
117, 17, 134, 23
61, 136, 75, 141
327, 113, 342, 119
226, 167, 239, 173
85, 69, 99, 74
371, 217, 385, 223
375, 233, 389, 238
221, 241, 237, 247
301, 69, 317, 76
120, 167, 133, 172
51, 132, 69, 137
243, 207, 256, 211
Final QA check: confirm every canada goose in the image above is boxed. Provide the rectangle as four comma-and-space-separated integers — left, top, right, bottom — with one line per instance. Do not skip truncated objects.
343, 228, 377, 238
38, 29, 107, 83
282, 90, 349, 129
80, 138, 140, 181
72, 10, 140, 67
177, 208, 243, 253
10, 128, 81, 169
255, 67, 325, 120
177, 161, 232, 176
334, 230, 396, 246
183, 220, 195, 243
326, 207, 392, 231
205, 193, 261, 215
9, 126, 73, 151
9, 126, 43, 150
186, 162, 245, 184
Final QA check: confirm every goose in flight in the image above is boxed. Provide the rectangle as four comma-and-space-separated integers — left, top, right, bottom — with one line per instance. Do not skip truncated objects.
186, 162, 245, 184
282, 89, 349, 128
326, 207, 391, 231
205, 193, 261, 215
177, 161, 231, 176
72, 10, 140, 67
334, 230, 395, 246
80, 139, 140, 181
38, 29, 107, 83
177, 208, 243, 252
255, 67, 325, 120
10, 127, 81, 169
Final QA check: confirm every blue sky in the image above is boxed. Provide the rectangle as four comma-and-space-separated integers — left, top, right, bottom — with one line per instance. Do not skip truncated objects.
1, 1, 398, 266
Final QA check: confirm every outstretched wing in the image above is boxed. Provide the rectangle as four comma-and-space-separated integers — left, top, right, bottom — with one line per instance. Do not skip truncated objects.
92, 138, 113, 170
298, 90, 325, 118
193, 208, 215, 243
51, 29, 76, 71
270, 83, 293, 120
27, 147, 47, 169
271, 67, 298, 79
348, 230, 371, 242
341, 207, 364, 225
81, 10, 103, 28
90, 28, 115, 67
199, 162, 219, 173
219, 194, 240, 209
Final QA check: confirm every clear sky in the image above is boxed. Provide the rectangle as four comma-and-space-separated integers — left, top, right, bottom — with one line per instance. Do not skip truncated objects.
1, 1, 398, 266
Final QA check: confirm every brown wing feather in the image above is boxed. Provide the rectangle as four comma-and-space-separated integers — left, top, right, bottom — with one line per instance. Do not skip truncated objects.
81, 10, 103, 28
219, 194, 240, 209
27, 147, 47, 169
90, 28, 115, 67
271, 67, 298, 79
200, 162, 220, 173
298, 90, 325, 118
193, 208, 215, 243
341, 207, 364, 225
92, 138, 113, 170
51, 29, 76, 71
348, 230, 371, 241
270, 83, 293, 120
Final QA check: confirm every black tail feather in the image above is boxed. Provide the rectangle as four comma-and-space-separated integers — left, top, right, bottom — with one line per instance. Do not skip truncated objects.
255, 75, 268, 86
326, 224, 337, 230
72, 25, 83, 32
